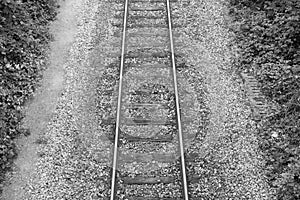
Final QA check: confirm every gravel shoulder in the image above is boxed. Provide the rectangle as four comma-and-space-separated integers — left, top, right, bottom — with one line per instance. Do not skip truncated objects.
173, 0, 275, 199
1, 0, 86, 199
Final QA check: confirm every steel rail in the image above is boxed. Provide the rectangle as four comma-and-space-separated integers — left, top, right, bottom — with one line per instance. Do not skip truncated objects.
166, 0, 189, 199
110, 0, 129, 199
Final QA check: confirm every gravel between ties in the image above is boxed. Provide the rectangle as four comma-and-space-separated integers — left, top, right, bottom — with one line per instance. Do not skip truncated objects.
173, 0, 275, 199
23, 0, 116, 199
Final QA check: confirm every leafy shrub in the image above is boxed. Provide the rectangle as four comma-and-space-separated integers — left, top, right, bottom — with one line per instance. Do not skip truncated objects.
229, 0, 300, 199
0, 0, 58, 193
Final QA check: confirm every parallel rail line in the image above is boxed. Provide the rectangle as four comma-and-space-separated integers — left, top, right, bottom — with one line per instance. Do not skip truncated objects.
109, 0, 189, 199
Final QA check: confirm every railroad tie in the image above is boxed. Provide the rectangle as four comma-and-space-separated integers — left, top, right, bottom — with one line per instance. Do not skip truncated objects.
131, 6, 165, 11
123, 118, 176, 125
119, 152, 176, 163
121, 175, 175, 185
107, 133, 173, 143
114, 31, 180, 38
112, 22, 182, 28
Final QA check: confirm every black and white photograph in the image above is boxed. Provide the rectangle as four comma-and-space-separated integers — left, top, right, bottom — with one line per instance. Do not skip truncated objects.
0, 0, 299, 199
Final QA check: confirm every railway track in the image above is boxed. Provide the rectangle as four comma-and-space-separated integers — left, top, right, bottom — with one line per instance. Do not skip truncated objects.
107, 0, 195, 199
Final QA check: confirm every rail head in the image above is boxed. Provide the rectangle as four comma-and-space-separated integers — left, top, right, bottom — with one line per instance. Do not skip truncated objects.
166, 0, 189, 199
110, 0, 129, 199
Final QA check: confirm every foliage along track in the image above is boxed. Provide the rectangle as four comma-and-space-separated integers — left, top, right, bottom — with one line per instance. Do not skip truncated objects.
229, 0, 300, 199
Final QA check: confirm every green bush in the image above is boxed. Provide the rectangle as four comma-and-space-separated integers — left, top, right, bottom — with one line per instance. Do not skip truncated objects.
0, 0, 58, 193
229, 0, 300, 199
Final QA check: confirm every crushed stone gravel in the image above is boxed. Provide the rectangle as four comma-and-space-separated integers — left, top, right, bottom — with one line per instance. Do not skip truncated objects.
21, 0, 116, 199
173, 0, 275, 199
